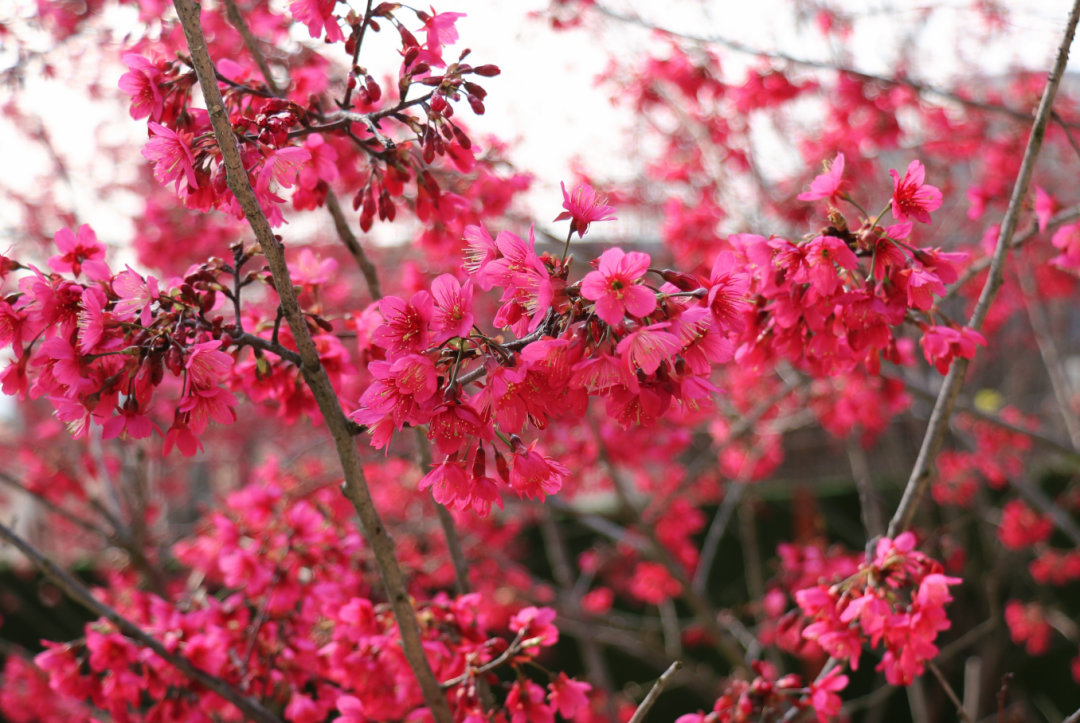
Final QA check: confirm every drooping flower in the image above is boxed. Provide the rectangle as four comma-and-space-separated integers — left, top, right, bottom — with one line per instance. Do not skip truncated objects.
463, 223, 500, 287
508, 441, 568, 501
797, 152, 847, 203
807, 667, 848, 723
581, 248, 655, 325
422, 9, 466, 57
186, 340, 234, 391
162, 412, 203, 456
805, 235, 859, 298
615, 322, 682, 375
258, 146, 311, 194
920, 325, 986, 374
143, 122, 198, 193
554, 182, 617, 238
706, 250, 750, 332
889, 160, 942, 224
547, 673, 591, 719
418, 457, 470, 508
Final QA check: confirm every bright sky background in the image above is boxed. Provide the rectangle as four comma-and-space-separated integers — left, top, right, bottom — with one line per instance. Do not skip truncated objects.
0, 0, 1078, 249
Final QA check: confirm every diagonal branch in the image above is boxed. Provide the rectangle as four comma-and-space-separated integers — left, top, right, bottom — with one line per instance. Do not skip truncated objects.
222, 0, 284, 97
169, 2, 453, 721
627, 661, 682, 723
591, 3, 1080, 129
887, 0, 1080, 537
326, 188, 383, 301
0, 519, 285, 723
1017, 263, 1080, 447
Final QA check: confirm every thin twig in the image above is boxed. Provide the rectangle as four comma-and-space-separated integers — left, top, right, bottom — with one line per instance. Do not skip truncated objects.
222, 0, 283, 96
902, 377, 1076, 456
928, 661, 973, 723
945, 205, 1080, 300
627, 661, 682, 723
0, 519, 285, 723
326, 189, 382, 301
888, 0, 1080, 537
539, 510, 618, 720
691, 483, 744, 595
1054, 110, 1080, 161
1017, 263, 1080, 447
440, 631, 526, 688
847, 435, 884, 548
170, 3, 453, 721
591, 3, 1080, 129
0, 471, 112, 540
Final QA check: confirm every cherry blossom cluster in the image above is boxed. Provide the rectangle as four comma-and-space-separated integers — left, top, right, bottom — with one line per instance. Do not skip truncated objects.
0, 224, 244, 456
348, 182, 749, 511
794, 532, 961, 686
0, 461, 588, 723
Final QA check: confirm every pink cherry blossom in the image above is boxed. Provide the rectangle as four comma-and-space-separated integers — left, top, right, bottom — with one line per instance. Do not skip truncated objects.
581, 248, 655, 325
143, 122, 198, 193
889, 159, 942, 224
554, 181, 617, 238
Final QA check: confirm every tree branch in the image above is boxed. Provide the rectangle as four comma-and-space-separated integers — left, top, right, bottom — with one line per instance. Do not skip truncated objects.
1017, 263, 1080, 447
627, 661, 682, 723
887, 0, 1080, 537
591, 3, 1080, 129
326, 188, 383, 301
170, 2, 454, 720
539, 510, 618, 720
221, 0, 283, 97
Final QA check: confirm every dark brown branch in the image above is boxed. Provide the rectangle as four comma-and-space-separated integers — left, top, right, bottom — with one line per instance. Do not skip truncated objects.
326, 188, 382, 301
170, 2, 454, 721
222, 0, 284, 97
928, 661, 973, 723
888, 0, 1080, 537
0, 519, 284, 723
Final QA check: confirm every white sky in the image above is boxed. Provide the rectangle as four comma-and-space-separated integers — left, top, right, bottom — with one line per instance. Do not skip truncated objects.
0, 0, 1078, 250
